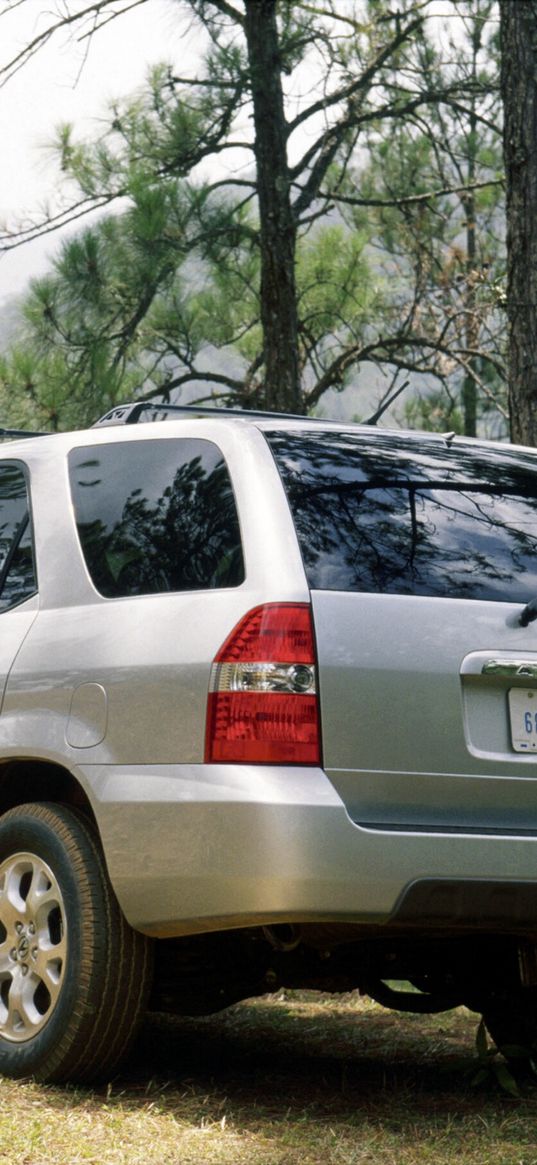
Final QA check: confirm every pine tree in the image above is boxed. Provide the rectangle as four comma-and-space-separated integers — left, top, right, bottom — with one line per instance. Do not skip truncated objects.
0, 1, 504, 428
500, 0, 537, 445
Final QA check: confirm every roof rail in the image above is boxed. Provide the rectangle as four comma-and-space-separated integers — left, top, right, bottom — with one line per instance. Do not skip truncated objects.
0, 427, 46, 439
93, 401, 323, 427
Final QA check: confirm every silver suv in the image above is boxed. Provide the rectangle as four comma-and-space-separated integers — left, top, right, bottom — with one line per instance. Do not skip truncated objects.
1, 402, 537, 1082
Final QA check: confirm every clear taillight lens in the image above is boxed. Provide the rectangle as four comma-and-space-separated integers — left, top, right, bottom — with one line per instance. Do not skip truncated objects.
205, 603, 321, 764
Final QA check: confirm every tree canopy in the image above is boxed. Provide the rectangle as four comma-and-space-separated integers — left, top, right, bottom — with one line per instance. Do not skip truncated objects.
0, 0, 505, 431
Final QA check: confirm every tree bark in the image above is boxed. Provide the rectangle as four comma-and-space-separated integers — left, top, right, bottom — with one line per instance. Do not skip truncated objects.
500, 0, 537, 445
243, 0, 302, 413
462, 7, 481, 439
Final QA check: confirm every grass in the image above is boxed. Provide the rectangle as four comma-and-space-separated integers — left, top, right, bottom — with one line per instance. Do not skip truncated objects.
1, 992, 537, 1164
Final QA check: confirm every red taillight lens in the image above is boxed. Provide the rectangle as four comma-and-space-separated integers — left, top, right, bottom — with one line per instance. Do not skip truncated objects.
214, 603, 315, 664
205, 603, 321, 765
206, 692, 319, 763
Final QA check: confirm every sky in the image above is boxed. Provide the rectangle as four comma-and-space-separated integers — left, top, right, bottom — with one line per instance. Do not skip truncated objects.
0, 0, 188, 301
0, 0, 320, 305
0, 0, 459, 309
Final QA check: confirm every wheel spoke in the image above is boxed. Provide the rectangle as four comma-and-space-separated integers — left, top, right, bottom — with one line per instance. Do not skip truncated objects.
0, 857, 32, 932
3, 967, 41, 1038
0, 897, 20, 945
25, 865, 58, 920
0, 938, 14, 975
32, 941, 66, 1003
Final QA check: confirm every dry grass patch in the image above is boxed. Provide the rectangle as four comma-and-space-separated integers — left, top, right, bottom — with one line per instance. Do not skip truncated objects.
1, 992, 537, 1164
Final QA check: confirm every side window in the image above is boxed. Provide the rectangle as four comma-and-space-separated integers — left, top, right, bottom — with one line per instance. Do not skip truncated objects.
0, 464, 37, 612
69, 438, 245, 598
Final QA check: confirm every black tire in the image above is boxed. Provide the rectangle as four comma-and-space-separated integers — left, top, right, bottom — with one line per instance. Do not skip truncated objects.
0, 802, 153, 1083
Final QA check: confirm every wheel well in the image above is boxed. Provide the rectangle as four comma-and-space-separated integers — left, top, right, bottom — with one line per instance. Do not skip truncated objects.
0, 759, 97, 828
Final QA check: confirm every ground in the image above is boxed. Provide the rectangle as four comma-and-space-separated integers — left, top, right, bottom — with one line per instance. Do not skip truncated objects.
1, 991, 536, 1165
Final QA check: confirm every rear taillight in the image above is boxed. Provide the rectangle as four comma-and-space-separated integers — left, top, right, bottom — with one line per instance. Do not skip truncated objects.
205, 603, 321, 764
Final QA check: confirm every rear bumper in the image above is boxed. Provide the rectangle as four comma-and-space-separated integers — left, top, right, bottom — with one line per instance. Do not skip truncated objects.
78, 762, 537, 937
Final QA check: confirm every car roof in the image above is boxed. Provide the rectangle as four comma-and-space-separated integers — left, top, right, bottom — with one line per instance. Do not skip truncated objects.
0, 402, 532, 466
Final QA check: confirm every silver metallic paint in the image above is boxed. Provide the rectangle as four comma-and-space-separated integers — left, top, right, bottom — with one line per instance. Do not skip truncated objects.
1, 422, 537, 938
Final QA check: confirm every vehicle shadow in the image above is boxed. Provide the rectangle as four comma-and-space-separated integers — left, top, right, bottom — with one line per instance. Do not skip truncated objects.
118, 994, 483, 1111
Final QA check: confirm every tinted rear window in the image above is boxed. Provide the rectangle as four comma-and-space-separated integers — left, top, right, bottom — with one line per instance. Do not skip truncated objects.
267, 430, 537, 603
69, 438, 244, 597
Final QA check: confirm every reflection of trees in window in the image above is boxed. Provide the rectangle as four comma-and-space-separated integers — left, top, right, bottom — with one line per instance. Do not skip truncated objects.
71, 443, 244, 597
0, 521, 36, 611
0, 466, 29, 575
267, 431, 537, 603
0, 465, 37, 611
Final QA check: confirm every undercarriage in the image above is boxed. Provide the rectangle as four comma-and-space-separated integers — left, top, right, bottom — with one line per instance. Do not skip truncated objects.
150, 921, 537, 1053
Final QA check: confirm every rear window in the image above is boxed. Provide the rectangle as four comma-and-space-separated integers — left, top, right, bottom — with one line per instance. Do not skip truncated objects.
267, 430, 537, 603
69, 438, 244, 597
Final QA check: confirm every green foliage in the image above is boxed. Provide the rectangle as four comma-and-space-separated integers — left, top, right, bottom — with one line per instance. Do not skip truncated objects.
298, 226, 371, 335
470, 1018, 520, 1097
0, 0, 506, 431
334, 0, 505, 435
403, 390, 465, 435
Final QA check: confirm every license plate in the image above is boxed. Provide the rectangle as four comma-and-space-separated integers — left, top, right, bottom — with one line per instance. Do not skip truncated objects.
509, 688, 537, 751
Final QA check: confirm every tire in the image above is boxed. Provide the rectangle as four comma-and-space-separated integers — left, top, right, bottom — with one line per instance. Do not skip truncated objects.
0, 802, 153, 1083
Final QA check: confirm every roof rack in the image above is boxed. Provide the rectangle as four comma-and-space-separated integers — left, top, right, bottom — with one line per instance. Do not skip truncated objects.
0, 427, 46, 439
94, 391, 412, 430
93, 401, 328, 427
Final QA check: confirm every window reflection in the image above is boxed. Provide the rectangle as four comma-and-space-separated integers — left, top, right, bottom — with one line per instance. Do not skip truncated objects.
69, 439, 244, 597
0, 521, 37, 611
0, 465, 37, 611
268, 431, 537, 603
0, 466, 29, 576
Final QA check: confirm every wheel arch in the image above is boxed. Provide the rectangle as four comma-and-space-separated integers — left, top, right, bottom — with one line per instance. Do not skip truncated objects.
0, 759, 98, 829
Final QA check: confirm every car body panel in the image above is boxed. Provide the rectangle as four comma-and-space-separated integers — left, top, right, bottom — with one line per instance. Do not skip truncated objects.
74, 759, 537, 936
312, 590, 537, 831
2, 421, 310, 769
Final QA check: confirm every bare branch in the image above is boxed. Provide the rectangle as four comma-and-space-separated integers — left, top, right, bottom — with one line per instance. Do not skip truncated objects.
288, 14, 425, 137
201, 0, 244, 26
168, 74, 238, 88
321, 177, 504, 210
305, 334, 506, 412
77, 0, 149, 40
0, 1, 148, 87
137, 368, 247, 401
0, 194, 119, 253
290, 78, 495, 221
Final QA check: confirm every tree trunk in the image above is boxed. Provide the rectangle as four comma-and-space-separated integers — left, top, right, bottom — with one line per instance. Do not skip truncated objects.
462, 8, 480, 439
500, 0, 537, 446
243, 0, 302, 413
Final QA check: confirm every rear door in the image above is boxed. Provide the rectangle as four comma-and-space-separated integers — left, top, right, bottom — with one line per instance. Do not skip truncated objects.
267, 429, 537, 833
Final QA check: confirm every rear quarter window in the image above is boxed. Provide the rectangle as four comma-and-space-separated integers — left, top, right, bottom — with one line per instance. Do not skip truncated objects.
69, 438, 244, 597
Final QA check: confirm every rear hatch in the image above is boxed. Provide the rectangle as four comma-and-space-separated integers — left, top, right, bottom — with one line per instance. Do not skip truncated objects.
266, 427, 537, 834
